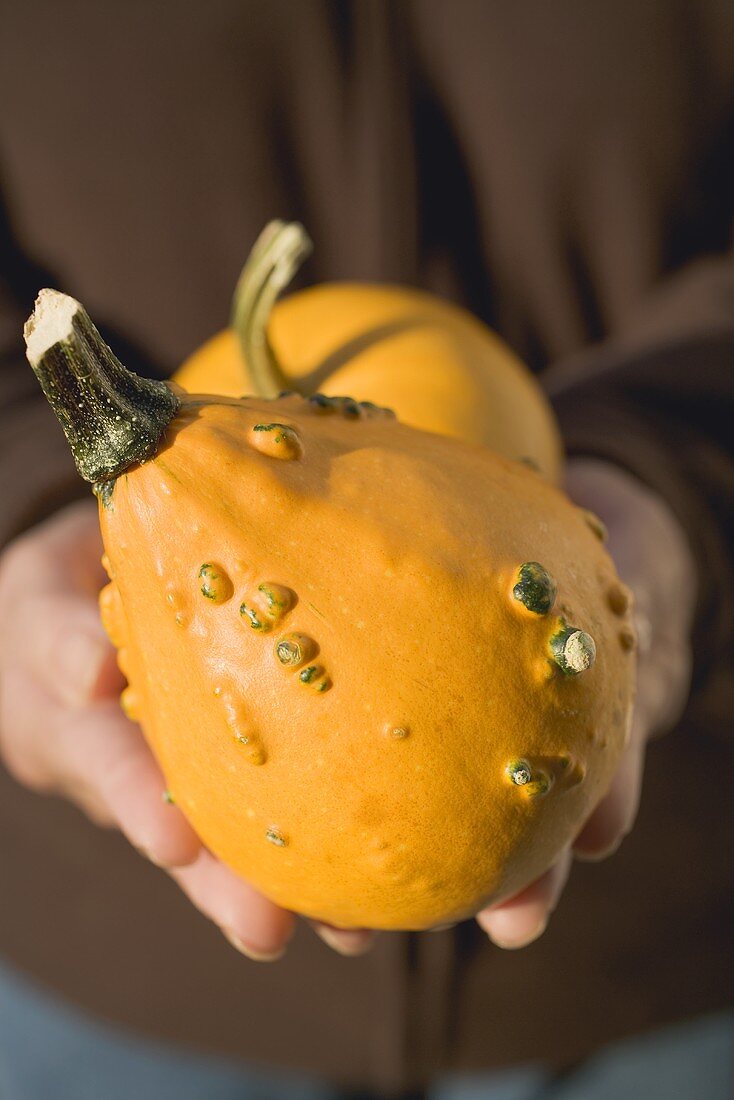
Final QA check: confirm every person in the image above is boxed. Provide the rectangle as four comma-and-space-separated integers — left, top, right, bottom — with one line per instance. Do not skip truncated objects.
0, 3, 732, 1097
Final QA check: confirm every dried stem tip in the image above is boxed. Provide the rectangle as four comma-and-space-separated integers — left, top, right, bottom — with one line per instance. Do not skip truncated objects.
24, 289, 179, 483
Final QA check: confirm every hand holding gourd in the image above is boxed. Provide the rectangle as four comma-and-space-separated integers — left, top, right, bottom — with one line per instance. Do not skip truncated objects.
4, 221, 689, 953
0, 459, 694, 957
0, 504, 306, 960
19, 265, 636, 933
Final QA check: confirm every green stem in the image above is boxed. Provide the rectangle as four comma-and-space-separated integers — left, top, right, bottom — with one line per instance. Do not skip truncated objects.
24, 289, 179, 484
231, 220, 313, 397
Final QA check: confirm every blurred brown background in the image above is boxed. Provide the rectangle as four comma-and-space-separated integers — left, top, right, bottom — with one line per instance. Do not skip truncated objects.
0, 2, 733, 1097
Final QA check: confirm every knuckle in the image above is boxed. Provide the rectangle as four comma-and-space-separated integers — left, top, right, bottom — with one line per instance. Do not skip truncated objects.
0, 534, 44, 600
0, 734, 51, 792
0, 671, 55, 793
0, 543, 55, 666
85, 803, 116, 829
63, 778, 115, 827
0, 548, 23, 614
100, 737, 147, 801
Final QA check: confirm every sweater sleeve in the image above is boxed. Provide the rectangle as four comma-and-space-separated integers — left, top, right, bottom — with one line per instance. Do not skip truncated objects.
0, 192, 163, 549
0, 202, 83, 548
546, 256, 734, 715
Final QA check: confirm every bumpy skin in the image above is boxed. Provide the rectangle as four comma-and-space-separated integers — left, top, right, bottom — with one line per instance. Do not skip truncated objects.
98, 392, 633, 930
174, 283, 563, 483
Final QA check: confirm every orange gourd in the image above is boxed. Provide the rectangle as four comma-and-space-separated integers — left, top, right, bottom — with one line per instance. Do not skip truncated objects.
175, 222, 563, 482
25, 287, 634, 931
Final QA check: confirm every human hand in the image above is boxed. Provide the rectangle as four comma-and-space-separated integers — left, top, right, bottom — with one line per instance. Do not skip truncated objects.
1, 462, 696, 960
477, 457, 697, 948
0, 501, 373, 961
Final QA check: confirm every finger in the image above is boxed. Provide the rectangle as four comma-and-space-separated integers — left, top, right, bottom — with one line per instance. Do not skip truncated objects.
14, 592, 123, 708
4, 500, 106, 596
170, 850, 295, 962
59, 700, 202, 868
476, 847, 572, 948
28, 499, 103, 582
310, 922, 377, 957
573, 719, 646, 860
2, 668, 200, 867
0, 502, 120, 707
62, 777, 117, 827
637, 635, 692, 740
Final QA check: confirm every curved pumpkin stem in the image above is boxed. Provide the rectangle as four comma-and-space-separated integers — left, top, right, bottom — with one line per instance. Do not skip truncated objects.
231, 220, 313, 398
24, 289, 179, 484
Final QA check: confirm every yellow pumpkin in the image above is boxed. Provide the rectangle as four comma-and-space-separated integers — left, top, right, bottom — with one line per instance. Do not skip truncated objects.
25, 289, 634, 931
175, 222, 563, 482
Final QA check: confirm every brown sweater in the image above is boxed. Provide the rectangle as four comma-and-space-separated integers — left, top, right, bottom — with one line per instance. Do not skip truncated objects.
1, 2, 733, 1093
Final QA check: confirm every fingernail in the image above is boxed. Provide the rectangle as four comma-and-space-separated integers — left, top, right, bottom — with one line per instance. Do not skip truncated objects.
489, 919, 547, 950
223, 929, 285, 962
57, 630, 107, 705
574, 836, 623, 863
314, 925, 375, 957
